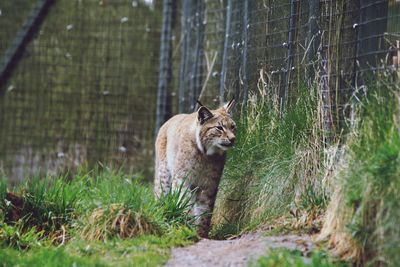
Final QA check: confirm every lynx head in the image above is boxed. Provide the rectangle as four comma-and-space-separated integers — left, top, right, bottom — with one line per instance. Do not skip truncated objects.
195, 99, 236, 156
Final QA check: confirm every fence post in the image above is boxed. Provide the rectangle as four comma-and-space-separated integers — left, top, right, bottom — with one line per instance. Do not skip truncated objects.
155, 0, 174, 136
178, 0, 190, 113
320, 50, 333, 145
306, 0, 320, 83
219, 0, 232, 105
0, 0, 55, 93
284, 0, 298, 109
189, 1, 205, 111
241, 0, 249, 106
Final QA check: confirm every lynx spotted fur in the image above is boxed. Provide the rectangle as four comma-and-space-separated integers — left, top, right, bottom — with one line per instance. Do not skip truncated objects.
154, 100, 236, 237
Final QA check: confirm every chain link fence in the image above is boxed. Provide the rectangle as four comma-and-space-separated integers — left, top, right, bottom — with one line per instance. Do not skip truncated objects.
1, 0, 399, 183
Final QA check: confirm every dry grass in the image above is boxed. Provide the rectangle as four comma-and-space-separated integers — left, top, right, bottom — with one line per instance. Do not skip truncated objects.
81, 203, 162, 241
212, 77, 325, 238
318, 74, 400, 265
316, 145, 361, 262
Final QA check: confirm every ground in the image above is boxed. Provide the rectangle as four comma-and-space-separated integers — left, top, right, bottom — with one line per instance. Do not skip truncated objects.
166, 233, 313, 267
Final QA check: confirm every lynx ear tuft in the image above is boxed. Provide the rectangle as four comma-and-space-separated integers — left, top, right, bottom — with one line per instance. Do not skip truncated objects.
223, 98, 235, 113
198, 106, 214, 125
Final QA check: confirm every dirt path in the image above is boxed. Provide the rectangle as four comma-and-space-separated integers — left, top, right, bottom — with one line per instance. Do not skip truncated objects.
165, 233, 314, 267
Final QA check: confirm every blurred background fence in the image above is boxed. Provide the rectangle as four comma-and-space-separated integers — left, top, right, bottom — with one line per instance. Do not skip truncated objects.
0, 0, 162, 183
0, 0, 399, 183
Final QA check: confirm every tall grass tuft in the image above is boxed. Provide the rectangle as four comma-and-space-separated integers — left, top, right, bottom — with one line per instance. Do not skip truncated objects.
319, 73, 400, 265
75, 168, 164, 241
19, 176, 80, 234
156, 178, 195, 227
80, 203, 162, 241
1, 168, 198, 247
0, 168, 198, 266
212, 83, 323, 237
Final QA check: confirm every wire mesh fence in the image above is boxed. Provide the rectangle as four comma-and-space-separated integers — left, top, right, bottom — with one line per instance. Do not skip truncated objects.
159, 0, 400, 139
0, 0, 399, 183
0, 0, 162, 183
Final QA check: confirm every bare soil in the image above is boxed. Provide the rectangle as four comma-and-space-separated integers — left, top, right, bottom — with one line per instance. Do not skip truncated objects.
5, 192, 24, 222
166, 233, 313, 267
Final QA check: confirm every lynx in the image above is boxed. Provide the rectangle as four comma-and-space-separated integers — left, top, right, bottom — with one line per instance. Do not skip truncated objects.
154, 100, 236, 237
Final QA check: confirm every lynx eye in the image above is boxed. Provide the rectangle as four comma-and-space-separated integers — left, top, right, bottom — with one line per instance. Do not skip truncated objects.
215, 125, 224, 131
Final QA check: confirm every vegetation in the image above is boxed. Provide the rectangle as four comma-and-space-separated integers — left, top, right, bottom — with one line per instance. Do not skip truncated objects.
213, 71, 400, 266
1, 74, 398, 266
319, 74, 400, 266
212, 84, 324, 239
0, 168, 197, 266
250, 249, 348, 267
0, 1, 398, 266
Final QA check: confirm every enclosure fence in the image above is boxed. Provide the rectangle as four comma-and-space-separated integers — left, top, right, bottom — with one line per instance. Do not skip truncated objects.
0, 0, 162, 183
0, 0, 399, 183
158, 0, 400, 138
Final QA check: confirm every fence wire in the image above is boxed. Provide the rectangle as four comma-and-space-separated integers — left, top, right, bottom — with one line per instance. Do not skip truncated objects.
1, 0, 399, 183
0, 0, 162, 183
167, 0, 400, 139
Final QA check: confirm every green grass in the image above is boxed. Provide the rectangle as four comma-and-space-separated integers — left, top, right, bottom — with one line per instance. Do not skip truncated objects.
14, 176, 80, 237
156, 177, 196, 227
1, 77, 399, 266
326, 75, 400, 266
212, 85, 323, 238
0, 222, 45, 250
0, 168, 197, 266
212, 74, 400, 265
0, 226, 196, 267
251, 249, 348, 267
0, 247, 107, 267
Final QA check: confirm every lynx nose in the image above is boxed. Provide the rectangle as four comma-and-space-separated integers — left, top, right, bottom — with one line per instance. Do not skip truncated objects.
229, 136, 236, 145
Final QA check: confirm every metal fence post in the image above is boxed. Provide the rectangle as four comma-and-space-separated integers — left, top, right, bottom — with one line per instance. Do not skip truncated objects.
284, 0, 298, 109
241, 0, 249, 106
178, 0, 190, 113
0, 0, 55, 93
320, 50, 333, 145
189, 1, 205, 111
306, 0, 320, 83
219, 0, 232, 105
155, 0, 174, 136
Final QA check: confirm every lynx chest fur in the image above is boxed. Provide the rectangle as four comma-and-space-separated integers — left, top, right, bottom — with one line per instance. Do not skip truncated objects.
154, 100, 236, 237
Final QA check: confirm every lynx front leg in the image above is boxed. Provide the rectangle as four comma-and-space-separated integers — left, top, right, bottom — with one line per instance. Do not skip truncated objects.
154, 153, 172, 198
193, 188, 218, 238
